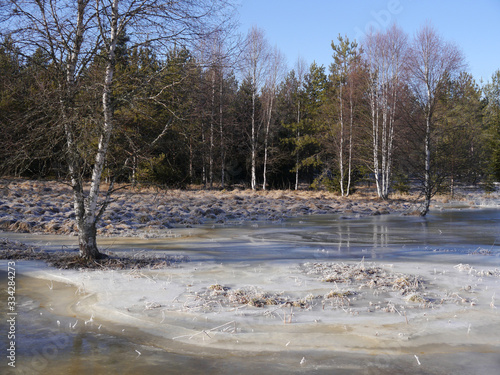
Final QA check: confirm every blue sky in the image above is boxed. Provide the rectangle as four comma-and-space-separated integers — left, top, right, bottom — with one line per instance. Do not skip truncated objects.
237, 0, 500, 84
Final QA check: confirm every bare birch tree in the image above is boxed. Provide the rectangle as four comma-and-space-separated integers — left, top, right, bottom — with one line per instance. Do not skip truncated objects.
199, 34, 224, 189
364, 24, 408, 200
407, 23, 464, 215
262, 46, 286, 190
196, 27, 240, 189
294, 57, 307, 190
3, 0, 234, 259
241, 26, 270, 190
331, 35, 361, 196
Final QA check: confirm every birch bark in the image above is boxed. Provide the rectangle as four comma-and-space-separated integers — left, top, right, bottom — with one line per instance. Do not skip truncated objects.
364, 25, 408, 200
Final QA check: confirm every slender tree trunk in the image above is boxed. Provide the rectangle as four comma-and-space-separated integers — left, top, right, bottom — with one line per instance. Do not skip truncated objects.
339, 84, 345, 196
421, 108, 432, 216
209, 70, 215, 189
295, 142, 299, 190
384, 89, 397, 199
132, 154, 137, 186
60, 0, 94, 259
202, 127, 206, 188
189, 139, 194, 179
263, 119, 270, 190
244, 27, 269, 191
420, 76, 434, 217
346, 87, 354, 197
263, 93, 274, 190
219, 77, 225, 189
262, 129, 268, 191
381, 83, 388, 199
78, 0, 120, 260
59, 0, 104, 260
371, 85, 382, 198
251, 94, 256, 190
295, 101, 301, 190
251, 71, 257, 190
263, 137, 269, 190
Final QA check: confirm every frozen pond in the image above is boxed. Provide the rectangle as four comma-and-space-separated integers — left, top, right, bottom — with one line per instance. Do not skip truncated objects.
4, 208, 500, 263
1, 208, 500, 374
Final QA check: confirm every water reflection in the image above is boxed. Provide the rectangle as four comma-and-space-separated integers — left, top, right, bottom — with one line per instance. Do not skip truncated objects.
1, 209, 499, 263
249, 209, 500, 262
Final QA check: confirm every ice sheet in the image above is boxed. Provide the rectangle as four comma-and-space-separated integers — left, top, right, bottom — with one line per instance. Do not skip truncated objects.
2, 208, 499, 373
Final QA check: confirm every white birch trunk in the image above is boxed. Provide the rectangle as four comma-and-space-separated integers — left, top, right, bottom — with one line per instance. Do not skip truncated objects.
79, 0, 120, 259
262, 98, 273, 190
339, 84, 345, 196
384, 90, 397, 198
219, 77, 225, 189
64, 0, 86, 246
381, 81, 388, 198
263, 133, 269, 190
422, 89, 432, 216
251, 75, 257, 190
295, 101, 301, 190
370, 81, 382, 198
346, 92, 353, 197
209, 70, 215, 189
202, 128, 206, 187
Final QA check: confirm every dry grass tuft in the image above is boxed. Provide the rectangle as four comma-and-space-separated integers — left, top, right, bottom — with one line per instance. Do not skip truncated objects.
303, 261, 424, 296
196, 285, 313, 310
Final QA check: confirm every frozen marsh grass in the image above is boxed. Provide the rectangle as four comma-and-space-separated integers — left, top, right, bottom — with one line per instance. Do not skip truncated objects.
0, 178, 420, 237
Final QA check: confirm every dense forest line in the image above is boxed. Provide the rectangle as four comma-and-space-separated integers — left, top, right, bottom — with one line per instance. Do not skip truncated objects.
2, 23, 499, 198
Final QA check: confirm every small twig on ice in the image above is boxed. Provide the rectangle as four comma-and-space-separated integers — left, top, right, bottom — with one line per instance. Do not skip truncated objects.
172, 321, 236, 341
414, 354, 421, 365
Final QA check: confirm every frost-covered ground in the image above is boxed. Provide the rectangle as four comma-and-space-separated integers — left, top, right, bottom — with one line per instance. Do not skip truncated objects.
0, 179, 420, 238
1, 179, 498, 239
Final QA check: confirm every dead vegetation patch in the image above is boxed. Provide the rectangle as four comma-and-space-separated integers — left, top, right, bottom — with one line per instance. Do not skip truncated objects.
302, 260, 424, 296
203, 284, 307, 308
189, 282, 360, 315
454, 263, 500, 278
0, 238, 187, 270
187, 261, 434, 316
1, 178, 419, 237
